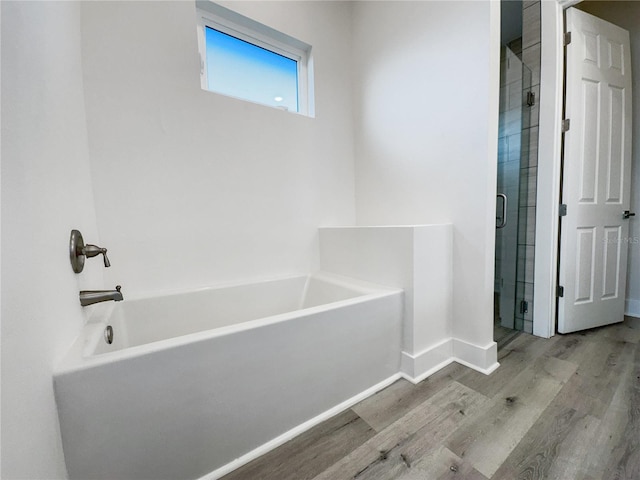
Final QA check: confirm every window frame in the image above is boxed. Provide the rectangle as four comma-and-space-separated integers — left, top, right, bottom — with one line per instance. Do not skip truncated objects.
196, 2, 312, 116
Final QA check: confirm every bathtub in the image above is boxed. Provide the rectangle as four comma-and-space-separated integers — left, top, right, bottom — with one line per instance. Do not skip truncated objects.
54, 272, 403, 480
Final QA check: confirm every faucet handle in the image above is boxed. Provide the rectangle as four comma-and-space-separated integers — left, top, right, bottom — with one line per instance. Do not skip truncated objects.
103, 250, 111, 268
70, 230, 113, 273
83, 244, 111, 268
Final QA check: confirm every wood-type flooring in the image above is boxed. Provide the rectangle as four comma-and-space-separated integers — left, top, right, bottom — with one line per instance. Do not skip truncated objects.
222, 317, 640, 480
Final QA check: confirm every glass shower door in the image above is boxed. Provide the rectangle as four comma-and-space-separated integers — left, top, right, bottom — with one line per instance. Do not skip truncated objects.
495, 46, 532, 331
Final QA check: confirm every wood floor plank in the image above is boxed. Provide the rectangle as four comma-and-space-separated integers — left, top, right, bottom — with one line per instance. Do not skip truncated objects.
491, 402, 600, 480
553, 337, 633, 419
626, 315, 640, 330
501, 331, 559, 358
545, 332, 593, 364
444, 355, 577, 478
458, 334, 557, 399
351, 365, 467, 433
221, 409, 375, 480
309, 435, 384, 480
313, 381, 488, 480
596, 343, 640, 479
538, 411, 601, 480
351, 445, 487, 480
604, 322, 640, 344
577, 320, 640, 344
409, 447, 488, 480
369, 381, 489, 454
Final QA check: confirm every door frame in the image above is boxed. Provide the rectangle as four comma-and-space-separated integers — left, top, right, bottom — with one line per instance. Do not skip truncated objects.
534, 0, 582, 338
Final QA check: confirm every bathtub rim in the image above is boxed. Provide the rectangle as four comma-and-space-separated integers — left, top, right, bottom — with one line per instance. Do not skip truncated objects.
54, 272, 403, 376
102, 270, 391, 304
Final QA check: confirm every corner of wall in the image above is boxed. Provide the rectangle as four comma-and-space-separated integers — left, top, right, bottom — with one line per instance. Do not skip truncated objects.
400, 339, 454, 384
319, 224, 467, 382
2, 2, 100, 478
626, 299, 640, 318
452, 338, 499, 375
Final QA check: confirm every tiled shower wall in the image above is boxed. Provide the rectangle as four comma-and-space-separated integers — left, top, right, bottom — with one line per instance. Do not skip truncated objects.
517, 0, 542, 333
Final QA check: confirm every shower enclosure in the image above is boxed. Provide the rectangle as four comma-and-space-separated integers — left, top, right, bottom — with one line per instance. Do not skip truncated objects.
495, 45, 534, 333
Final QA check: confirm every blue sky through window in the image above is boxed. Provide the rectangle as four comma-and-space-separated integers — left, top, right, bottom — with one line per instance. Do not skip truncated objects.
205, 27, 299, 112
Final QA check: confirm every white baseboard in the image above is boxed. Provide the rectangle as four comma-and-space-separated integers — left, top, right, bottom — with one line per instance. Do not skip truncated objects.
400, 337, 500, 382
625, 299, 640, 319
400, 358, 455, 385
452, 337, 500, 375
199, 373, 402, 480
400, 338, 453, 383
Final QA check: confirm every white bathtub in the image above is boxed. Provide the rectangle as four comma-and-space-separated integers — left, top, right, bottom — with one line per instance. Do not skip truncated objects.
54, 272, 403, 480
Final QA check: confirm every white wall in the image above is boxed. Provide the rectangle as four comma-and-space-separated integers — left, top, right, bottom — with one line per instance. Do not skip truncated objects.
1, 2, 102, 478
352, 1, 501, 348
80, 1, 356, 299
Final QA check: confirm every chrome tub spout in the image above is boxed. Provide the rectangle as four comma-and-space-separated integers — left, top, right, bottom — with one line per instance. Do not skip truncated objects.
79, 285, 123, 307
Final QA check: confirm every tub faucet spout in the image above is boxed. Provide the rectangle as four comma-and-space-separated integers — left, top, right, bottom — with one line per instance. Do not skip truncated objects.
79, 285, 124, 307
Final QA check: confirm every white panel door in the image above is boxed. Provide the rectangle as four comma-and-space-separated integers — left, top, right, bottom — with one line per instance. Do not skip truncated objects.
558, 8, 633, 333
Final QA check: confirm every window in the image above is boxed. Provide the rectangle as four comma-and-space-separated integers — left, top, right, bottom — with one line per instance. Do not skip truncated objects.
196, 1, 314, 116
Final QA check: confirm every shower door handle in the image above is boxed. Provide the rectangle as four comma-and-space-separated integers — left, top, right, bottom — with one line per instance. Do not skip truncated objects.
496, 194, 507, 229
